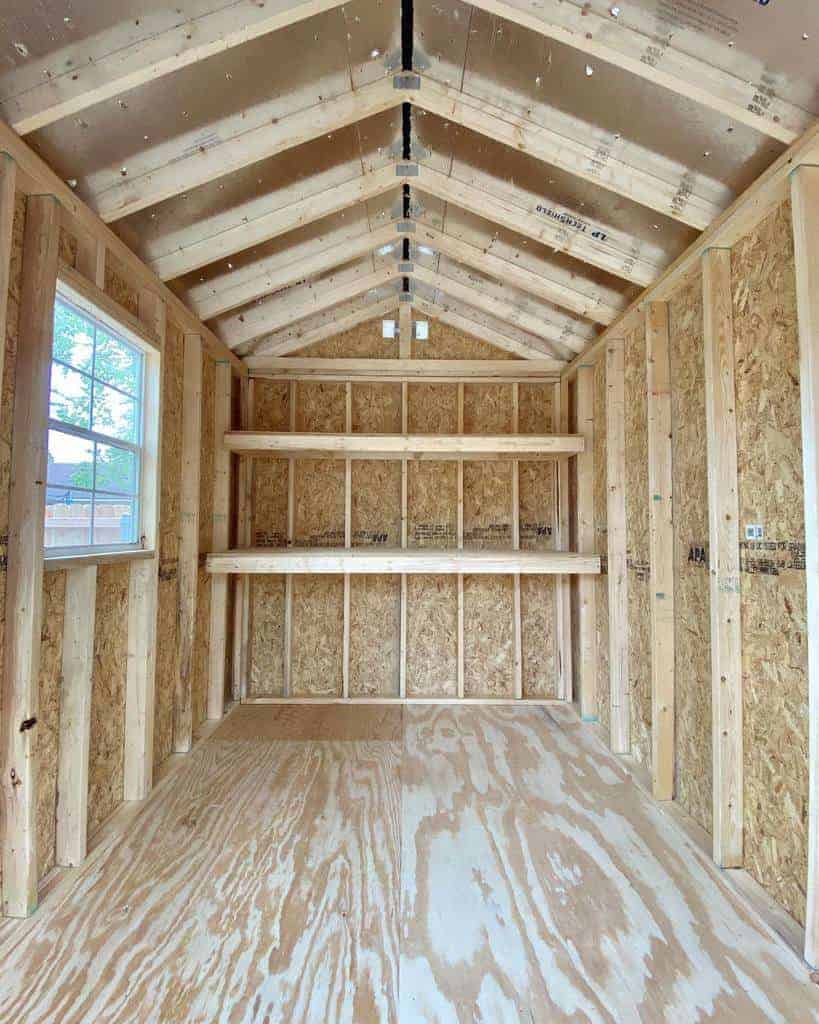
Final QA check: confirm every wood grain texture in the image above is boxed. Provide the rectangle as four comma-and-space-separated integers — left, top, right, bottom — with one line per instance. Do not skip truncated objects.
1, 705, 818, 1021
400, 705, 819, 1023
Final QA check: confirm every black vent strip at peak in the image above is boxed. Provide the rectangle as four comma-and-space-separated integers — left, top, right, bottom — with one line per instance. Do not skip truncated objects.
401, 0, 413, 294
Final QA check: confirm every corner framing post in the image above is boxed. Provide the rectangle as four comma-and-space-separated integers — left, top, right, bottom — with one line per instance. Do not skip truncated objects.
1, 194, 59, 917
124, 287, 164, 800
553, 378, 572, 700
646, 302, 675, 800
574, 365, 597, 720
175, 333, 202, 752
0, 155, 16, 408
605, 339, 629, 753
791, 165, 819, 965
208, 360, 232, 719
512, 383, 523, 699
399, 302, 411, 699
342, 381, 352, 698
702, 247, 743, 869
232, 376, 253, 700
457, 382, 465, 699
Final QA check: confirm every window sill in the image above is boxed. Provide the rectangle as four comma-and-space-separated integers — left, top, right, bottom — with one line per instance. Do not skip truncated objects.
44, 549, 156, 572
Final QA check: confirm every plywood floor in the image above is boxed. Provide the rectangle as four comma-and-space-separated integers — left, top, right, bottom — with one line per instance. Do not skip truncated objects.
1, 704, 817, 1023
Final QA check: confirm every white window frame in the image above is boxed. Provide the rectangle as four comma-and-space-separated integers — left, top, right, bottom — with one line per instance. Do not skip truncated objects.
45, 277, 161, 561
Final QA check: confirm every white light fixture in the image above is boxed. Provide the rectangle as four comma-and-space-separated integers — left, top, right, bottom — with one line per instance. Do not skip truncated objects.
414, 320, 429, 341
382, 319, 396, 339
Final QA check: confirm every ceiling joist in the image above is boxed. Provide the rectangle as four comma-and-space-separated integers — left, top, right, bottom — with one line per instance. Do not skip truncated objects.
249, 295, 400, 357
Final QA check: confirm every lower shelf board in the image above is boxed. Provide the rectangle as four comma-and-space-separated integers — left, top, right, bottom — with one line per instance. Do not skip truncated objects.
206, 547, 601, 575
242, 697, 565, 705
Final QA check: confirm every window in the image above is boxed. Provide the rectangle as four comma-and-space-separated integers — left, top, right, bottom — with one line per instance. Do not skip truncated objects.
46, 293, 146, 553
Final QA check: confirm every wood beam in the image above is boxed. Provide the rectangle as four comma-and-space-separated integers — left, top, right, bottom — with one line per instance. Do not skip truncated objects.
207, 549, 603, 574
412, 295, 568, 362
246, 357, 563, 381
55, 565, 97, 868
790, 165, 819, 967
605, 338, 629, 753
190, 223, 399, 320
645, 301, 675, 801
208, 362, 233, 719
221, 263, 399, 348
465, 0, 810, 144
574, 365, 597, 720
95, 79, 398, 223
1, 194, 60, 918
224, 432, 583, 456
415, 164, 664, 287
150, 165, 398, 281
412, 77, 729, 230
563, 121, 819, 381
0, 155, 16, 399
702, 248, 743, 869
552, 379, 572, 700
176, 333, 203, 753
0, 0, 350, 135
232, 377, 253, 700
411, 222, 625, 326
123, 288, 165, 801
412, 264, 585, 357
248, 297, 398, 358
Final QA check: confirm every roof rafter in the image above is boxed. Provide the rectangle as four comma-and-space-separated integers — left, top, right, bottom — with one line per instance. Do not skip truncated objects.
0, 0, 349, 135
248, 294, 399, 357
466, 0, 812, 144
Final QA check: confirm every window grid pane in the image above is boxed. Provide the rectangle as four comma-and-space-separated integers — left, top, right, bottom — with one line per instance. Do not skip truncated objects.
47, 296, 146, 552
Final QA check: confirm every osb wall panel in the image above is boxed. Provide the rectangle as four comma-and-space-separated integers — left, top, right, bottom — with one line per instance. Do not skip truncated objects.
103, 252, 139, 319
464, 575, 514, 697
193, 355, 215, 731
248, 577, 286, 698
349, 575, 401, 696
37, 570, 66, 880
290, 575, 344, 696
408, 462, 457, 548
669, 273, 712, 835
625, 321, 652, 769
299, 317, 399, 358
352, 383, 401, 433
732, 200, 807, 925
253, 380, 290, 431
411, 319, 515, 360
294, 460, 345, 546
406, 575, 458, 697
518, 383, 552, 434
295, 382, 345, 432
253, 459, 288, 547
88, 563, 129, 838
521, 575, 555, 698
154, 319, 183, 768
593, 358, 610, 732
464, 385, 512, 434
352, 460, 401, 547
463, 462, 512, 549
407, 383, 457, 434
520, 462, 553, 550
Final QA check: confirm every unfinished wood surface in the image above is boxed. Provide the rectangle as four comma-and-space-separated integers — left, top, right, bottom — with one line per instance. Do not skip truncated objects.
554, 379, 572, 701
208, 362, 233, 721
645, 302, 675, 802
732, 200, 807, 928
349, 576, 401, 698
793, 166, 819, 968
1, 194, 59, 917
290, 576, 344, 698
176, 333, 202, 754
0, 156, 15, 413
624, 320, 652, 768
574, 366, 597, 721
248, 577, 286, 699
224, 432, 584, 456
592, 358, 610, 732
703, 248, 743, 869
406, 576, 460, 700
207, 549, 602, 575
606, 338, 629, 754
36, 570, 65, 883
249, 358, 562, 381
193, 356, 216, 730
668, 274, 713, 836
56, 566, 97, 868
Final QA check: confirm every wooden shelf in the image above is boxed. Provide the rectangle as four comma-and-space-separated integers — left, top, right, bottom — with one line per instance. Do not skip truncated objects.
206, 548, 601, 575
223, 432, 584, 459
